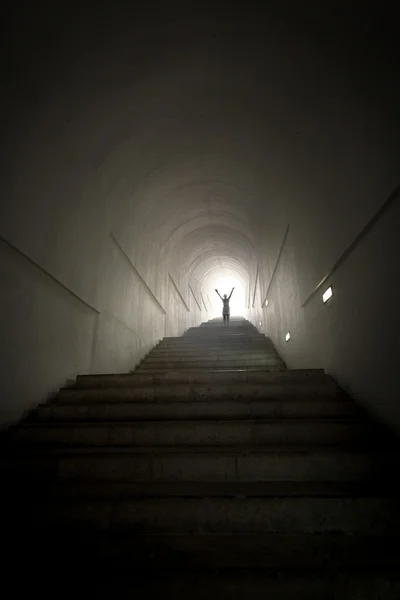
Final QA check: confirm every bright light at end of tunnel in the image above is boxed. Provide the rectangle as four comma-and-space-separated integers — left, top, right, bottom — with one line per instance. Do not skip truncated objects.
322, 286, 333, 303
207, 275, 245, 317
285, 332, 291, 342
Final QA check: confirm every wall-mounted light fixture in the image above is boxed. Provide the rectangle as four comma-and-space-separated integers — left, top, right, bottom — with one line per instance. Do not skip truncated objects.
322, 286, 333, 304
285, 332, 291, 342
264, 299, 269, 307
259, 321, 262, 326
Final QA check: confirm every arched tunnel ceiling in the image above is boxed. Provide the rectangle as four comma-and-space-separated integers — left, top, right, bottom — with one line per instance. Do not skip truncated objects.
3, 3, 398, 297
169, 225, 255, 281
34, 7, 278, 290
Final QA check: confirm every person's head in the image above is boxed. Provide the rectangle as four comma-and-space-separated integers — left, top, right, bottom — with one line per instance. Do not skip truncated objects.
224, 294, 227, 298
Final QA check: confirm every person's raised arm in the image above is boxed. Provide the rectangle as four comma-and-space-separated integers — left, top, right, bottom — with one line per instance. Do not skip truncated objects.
228, 287, 235, 300
215, 289, 223, 300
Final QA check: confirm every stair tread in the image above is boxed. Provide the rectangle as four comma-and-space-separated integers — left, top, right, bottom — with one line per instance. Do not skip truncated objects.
5, 531, 400, 571
56, 393, 341, 404
16, 417, 364, 426
47, 397, 354, 405
4, 318, 400, 577
77, 368, 325, 378
137, 366, 284, 369
25, 480, 400, 498
3, 443, 400, 458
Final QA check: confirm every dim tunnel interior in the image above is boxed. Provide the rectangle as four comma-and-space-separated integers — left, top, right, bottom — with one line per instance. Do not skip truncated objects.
1, 3, 400, 433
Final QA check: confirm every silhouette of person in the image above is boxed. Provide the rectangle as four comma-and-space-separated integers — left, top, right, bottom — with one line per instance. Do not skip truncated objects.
215, 287, 234, 324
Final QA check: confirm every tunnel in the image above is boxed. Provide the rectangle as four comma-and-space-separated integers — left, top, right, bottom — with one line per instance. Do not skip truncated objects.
1, 3, 399, 431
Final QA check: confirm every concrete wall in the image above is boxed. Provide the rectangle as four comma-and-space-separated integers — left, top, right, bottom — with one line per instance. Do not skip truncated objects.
0, 228, 201, 427
245, 6, 400, 430
0, 238, 97, 426
249, 190, 400, 431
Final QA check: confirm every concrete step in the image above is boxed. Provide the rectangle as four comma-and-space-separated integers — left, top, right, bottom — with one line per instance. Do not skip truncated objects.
99, 571, 400, 600
3, 565, 400, 600
141, 354, 283, 369
148, 354, 280, 362
146, 350, 280, 360
47, 532, 400, 571
184, 329, 260, 333
36, 399, 358, 421
195, 328, 259, 331
185, 324, 256, 329
191, 328, 257, 331
9, 419, 371, 447
181, 338, 265, 342
134, 368, 285, 375
156, 341, 275, 349
182, 336, 263, 340
137, 361, 284, 371
6, 530, 400, 577
186, 323, 256, 328
35, 570, 400, 599
58, 381, 339, 403
160, 334, 272, 341
143, 357, 282, 366
157, 340, 275, 348
182, 334, 265, 345
195, 321, 254, 326
162, 331, 270, 337
154, 351, 280, 358
25, 480, 400, 499
158, 344, 276, 351
27, 495, 400, 535
4, 446, 398, 483
154, 348, 279, 355
74, 369, 330, 388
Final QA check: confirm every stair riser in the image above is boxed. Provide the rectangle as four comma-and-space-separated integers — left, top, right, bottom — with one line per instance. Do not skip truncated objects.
74, 370, 328, 388
31, 497, 400, 535
186, 325, 260, 328
59, 382, 338, 402
34, 481, 395, 499
2, 451, 389, 484
161, 340, 276, 354
144, 352, 280, 360
183, 337, 263, 341
11, 422, 370, 447
136, 366, 284, 373
107, 575, 400, 599
37, 400, 357, 421
184, 331, 260, 334
156, 347, 277, 355
148, 356, 280, 364
162, 332, 269, 337
156, 336, 274, 348
134, 371, 288, 378
17, 531, 399, 572
139, 360, 283, 369
56, 452, 386, 483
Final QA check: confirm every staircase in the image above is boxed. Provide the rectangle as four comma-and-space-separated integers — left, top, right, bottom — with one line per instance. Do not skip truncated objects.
2, 318, 400, 597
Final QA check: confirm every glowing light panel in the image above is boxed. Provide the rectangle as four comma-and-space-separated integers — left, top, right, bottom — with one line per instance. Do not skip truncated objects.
322, 286, 333, 303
